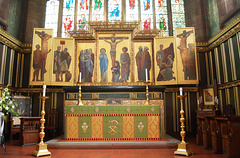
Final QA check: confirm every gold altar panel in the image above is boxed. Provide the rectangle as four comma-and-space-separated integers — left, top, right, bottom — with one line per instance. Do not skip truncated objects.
175, 27, 199, 84
30, 28, 53, 85
97, 33, 131, 83
122, 116, 135, 138
76, 41, 95, 83
91, 116, 103, 138
147, 116, 160, 138
133, 41, 153, 83
51, 37, 75, 86
67, 116, 79, 139
154, 37, 177, 85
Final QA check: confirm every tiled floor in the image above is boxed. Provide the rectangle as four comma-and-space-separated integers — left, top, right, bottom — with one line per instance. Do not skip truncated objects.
0, 139, 228, 158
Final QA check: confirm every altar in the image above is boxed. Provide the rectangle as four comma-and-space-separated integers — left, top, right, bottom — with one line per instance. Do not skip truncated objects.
64, 94, 164, 141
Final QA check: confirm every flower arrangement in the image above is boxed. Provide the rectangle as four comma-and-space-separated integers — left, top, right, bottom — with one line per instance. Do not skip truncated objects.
0, 86, 18, 118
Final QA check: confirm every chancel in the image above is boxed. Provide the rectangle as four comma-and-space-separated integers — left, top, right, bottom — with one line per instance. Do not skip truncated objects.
0, 0, 240, 158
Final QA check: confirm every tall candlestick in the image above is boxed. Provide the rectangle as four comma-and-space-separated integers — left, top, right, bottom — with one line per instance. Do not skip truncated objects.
180, 87, 183, 96
43, 85, 46, 97
145, 68, 148, 81
79, 72, 81, 82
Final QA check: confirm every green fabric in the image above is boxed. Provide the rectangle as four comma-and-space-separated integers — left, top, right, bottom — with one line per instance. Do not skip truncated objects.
103, 116, 122, 138
78, 116, 92, 138
134, 116, 148, 138
65, 105, 160, 115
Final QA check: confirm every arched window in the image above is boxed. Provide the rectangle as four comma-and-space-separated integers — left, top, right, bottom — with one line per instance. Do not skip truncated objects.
171, 0, 185, 34
140, 0, 154, 30
155, 0, 168, 36
126, 0, 139, 22
108, 0, 122, 22
62, 0, 75, 37
91, 0, 105, 22
77, 0, 90, 31
45, 0, 59, 37
44, 0, 186, 37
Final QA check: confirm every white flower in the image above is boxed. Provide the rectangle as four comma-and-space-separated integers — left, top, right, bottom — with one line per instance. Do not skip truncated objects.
5, 106, 9, 110
9, 101, 12, 104
0, 100, 2, 104
5, 96, 8, 99
12, 105, 15, 109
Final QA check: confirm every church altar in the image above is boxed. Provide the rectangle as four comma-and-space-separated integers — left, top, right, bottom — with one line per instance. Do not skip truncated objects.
64, 100, 164, 141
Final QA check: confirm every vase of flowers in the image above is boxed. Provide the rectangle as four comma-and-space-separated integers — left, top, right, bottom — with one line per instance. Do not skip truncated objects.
0, 86, 18, 119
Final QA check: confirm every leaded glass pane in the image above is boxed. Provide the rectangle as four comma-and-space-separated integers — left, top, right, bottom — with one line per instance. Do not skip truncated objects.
126, 0, 139, 22
155, 0, 169, 36
77, 0, 90, 31
140, 0, 154, 30
171, 0, 186, 34
92, 0, 105, 22
62, 0, 75, 37
45, 0, 59, 37
108, 0, 122, 22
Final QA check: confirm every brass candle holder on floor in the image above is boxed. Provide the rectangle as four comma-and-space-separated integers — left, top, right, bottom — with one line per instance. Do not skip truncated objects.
174, 95, 192, 156
32, 96, 51, 157
144, 81, 151, 105
77, 82, 84, 105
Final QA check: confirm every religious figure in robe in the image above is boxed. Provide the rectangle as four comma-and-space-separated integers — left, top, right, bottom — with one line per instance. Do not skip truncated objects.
136, 46, 151, 82
111, 61, 121, 82
32, 44, 42, 81
53, 46, 62, 81
84, 48, 94, 82
161, 55, 175, 80
99, 48, 108, 82
120, 47, 130, 82
129, 0, 135, 9
94, 0, 102, 10
78, 14, 87, 30
59, 48, 71, 82
156, 43, 175, 81
144, 0, 150, 10
136, 46, 143, 81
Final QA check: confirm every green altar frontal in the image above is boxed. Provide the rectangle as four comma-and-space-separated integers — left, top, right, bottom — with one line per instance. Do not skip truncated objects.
65, 105, 163, 141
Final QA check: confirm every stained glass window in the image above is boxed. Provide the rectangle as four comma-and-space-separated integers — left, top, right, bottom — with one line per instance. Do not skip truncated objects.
140, 0, 154, 30
92, 0, 105, 22
77, 0, 89, 31
108, 0, 122, 22
155, 0, 169, 36
45, 0, 59, 37
171, 0, 186, 34
62, 0, 75, 37
126, 0, 139, 22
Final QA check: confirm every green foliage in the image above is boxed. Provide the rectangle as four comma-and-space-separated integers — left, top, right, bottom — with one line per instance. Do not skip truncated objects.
0, 86, 18, 117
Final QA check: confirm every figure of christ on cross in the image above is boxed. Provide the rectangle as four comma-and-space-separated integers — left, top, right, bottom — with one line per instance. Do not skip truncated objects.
99, 34, 129, 68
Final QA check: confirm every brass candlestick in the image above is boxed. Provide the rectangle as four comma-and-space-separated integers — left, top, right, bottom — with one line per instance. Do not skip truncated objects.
77, 82, 84, 105
144, 81, 151, 105
32, 96, 51, 157
174, 95, 192, 156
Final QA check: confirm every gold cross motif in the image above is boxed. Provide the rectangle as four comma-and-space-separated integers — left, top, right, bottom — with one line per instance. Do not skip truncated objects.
109, 120, 118, 135
138, 122, 144, 132
71, 107, 75, 113
82, 122, 88, 133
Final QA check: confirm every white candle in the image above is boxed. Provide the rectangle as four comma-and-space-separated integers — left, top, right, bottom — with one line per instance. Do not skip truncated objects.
79, 72, 81, 82
43, 84, 46, 97
145, 68, 148, 81
180, 87, 183, 96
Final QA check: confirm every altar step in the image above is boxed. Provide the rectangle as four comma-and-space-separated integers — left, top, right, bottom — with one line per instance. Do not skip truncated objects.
46, 134, 180, 149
